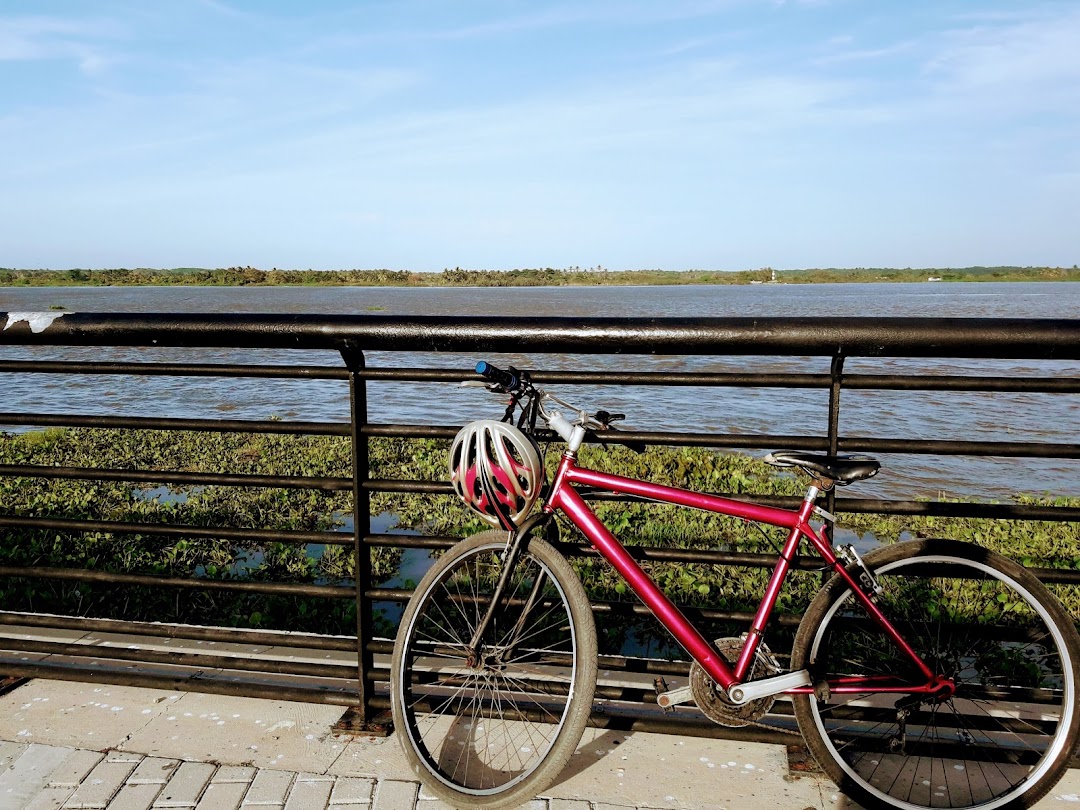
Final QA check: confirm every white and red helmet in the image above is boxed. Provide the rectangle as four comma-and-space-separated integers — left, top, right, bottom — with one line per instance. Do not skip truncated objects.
449, 420, 544, 528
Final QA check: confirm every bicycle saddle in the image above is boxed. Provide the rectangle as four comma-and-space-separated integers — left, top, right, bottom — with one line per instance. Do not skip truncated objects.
764, 451, 880, 485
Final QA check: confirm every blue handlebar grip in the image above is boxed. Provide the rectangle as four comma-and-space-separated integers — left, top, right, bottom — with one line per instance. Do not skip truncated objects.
475, 360, 519, 390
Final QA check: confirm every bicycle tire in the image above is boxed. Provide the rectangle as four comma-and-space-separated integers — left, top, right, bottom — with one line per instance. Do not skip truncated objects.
792, 538, 1080, 810
391, 530, 598, 809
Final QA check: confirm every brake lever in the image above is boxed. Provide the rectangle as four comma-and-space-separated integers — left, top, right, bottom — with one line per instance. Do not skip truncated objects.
590, 422, 646, 454
594, 410, 625, 427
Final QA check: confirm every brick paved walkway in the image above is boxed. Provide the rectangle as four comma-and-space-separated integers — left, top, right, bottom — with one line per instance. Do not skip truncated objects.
3, 679, 1080, 810
0, 741, 657, 809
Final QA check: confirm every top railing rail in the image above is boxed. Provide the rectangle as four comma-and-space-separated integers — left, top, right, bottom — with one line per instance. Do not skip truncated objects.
3, 312, 1080, 358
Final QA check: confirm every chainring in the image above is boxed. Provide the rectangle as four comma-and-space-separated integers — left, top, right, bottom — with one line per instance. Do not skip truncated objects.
690, 636, 781, 728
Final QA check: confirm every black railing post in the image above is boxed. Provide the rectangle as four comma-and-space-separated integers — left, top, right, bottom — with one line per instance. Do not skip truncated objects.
335, 347, 392, 734
825, 354, 845, 546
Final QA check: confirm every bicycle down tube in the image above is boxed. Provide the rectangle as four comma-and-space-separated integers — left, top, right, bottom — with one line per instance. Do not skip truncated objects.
545, 453, 939, 696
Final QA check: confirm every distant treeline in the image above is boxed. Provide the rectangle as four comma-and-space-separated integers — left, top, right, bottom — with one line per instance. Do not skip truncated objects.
1, 265, 1078, 287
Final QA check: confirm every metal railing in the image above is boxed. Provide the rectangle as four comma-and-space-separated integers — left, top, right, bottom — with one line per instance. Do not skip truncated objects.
0, 312, 1078, 741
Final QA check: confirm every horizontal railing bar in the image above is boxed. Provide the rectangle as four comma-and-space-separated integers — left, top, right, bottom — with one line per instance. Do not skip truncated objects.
0, 660, 360, 705
0, 611, 358, 651
0, 515, 350, 546
374, 423, 1080, 458
360, 533, 827, 571
365, 586, 801, 626
7, 464, 1075, 522
0, 465, 353, 491
838, 436, 1080, 457
0, 413, 350, 435
505, 370, 834, 388
2, 613, 706, 681
364, 529, 1080, 570
0, 465, 440, 497
0, 565, 354, 598
371, 423, 832, 449
3, 313, 1080, 359
364, 638, 703, 677
7, 416, 1074, 460
834, 499, 1080, 522
6, 360, 1077, 394
0, 360, 349, 379
0, 637, 356, 679
842, 374, 1080, 393
517, 370, 1080, 394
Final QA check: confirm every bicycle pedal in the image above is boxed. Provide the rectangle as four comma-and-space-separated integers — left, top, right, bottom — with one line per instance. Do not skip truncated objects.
655, 679, 694, 711
814, 680, 831, 701
653, 677, 674, 713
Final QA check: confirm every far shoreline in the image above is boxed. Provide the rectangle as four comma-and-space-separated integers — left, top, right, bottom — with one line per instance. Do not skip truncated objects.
1, 265, 1078, 288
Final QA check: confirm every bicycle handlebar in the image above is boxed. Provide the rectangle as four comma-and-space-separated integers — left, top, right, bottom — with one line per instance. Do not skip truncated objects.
473, 360, 645, 452
475, 360, 523, 393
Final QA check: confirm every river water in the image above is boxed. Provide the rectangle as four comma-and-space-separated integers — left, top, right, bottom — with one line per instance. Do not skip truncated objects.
1, 282, 1078, 500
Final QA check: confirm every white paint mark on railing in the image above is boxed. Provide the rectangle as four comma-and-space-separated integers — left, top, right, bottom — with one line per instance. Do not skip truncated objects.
3, 311, 67, 333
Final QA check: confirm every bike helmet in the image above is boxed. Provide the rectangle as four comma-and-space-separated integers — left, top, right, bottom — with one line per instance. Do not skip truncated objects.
450, 420, 544, 529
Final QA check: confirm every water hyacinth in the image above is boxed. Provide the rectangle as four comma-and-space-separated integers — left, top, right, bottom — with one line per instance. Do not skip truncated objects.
0, 427, 1076, 641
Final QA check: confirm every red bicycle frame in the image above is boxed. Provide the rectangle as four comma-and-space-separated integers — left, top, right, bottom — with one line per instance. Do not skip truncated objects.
543, 450, 942, 696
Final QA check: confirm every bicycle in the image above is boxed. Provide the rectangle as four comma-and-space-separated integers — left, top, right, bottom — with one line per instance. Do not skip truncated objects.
391, 360, 1080, 810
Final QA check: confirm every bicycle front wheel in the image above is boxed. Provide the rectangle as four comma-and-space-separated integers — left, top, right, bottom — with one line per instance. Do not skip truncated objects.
391, 530, 597, 809
792, 538, 1080, 810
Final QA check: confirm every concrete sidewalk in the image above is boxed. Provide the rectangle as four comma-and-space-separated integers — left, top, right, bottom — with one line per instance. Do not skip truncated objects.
1, 678, 1079, 810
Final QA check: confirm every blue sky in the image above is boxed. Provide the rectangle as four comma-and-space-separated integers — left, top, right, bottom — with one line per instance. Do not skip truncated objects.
2, 1, 1078, 271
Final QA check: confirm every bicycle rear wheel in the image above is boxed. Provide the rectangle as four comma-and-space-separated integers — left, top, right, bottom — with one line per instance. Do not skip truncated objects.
792, 538, 1080, 810
391, 530, 597, 809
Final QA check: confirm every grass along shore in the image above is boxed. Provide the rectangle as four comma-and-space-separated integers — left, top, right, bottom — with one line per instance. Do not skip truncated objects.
0, 427, 1077, 645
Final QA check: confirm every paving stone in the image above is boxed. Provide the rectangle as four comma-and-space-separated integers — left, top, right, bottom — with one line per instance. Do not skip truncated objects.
108, 782, 166, 810
0, 740, 28, 769
372, 780, 418, 810
46, 750, 106, 788
328, 776, 375, 805
283, 776, 333, 810
193, 781, 250, 810
549, 801, 590, 810
61, 757, 139, 808
153, 761, 216, 808
129, 758, 181, 785
416, 798, 546, 810
107, 751, 147, 764
242, 769, 294, 806
414, 799, 458, 810
25, 785, 80, 810
0, 744, 77, 808
211, 766, 257, 784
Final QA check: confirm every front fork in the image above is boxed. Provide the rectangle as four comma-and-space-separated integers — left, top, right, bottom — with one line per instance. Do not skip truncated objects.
465, 513, 555, 666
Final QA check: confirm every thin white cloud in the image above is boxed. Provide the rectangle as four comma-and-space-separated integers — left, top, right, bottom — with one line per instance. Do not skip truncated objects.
925, 8, 1080, 91
811, 39, 918, 66
0, 13, 127, 79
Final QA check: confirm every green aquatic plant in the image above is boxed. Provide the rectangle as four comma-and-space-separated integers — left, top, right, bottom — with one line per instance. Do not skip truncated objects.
0, 427, 1076, 638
